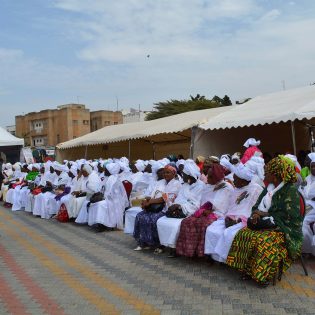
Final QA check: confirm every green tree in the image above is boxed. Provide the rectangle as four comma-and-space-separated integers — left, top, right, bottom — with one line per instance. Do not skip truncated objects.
222, 95, 232, 106
145, 94, 231, 121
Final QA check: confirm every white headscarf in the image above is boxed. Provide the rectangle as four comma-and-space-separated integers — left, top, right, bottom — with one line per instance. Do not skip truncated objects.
176, 159, 185, 168
69, 165, 78, 177
151, 161, 164, 175
183, 160, 200, 180
106, 162, 120, 175
243, 138, 261, 148
233, 164, 254, 181
135, 160, 145, 172
308, 152, 315, 164
82, 163, 93, 175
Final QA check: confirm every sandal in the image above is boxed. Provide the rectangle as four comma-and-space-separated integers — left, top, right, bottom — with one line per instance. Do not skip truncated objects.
240, 273, 252, 281
154, 248, 163, 254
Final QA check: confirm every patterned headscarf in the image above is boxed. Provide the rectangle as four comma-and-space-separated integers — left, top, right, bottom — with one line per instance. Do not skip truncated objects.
266, 155, 297, 183
164, 165, 177, 175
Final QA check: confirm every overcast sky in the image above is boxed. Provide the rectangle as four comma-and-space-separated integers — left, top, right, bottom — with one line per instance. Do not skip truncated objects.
1, 0, 315, 127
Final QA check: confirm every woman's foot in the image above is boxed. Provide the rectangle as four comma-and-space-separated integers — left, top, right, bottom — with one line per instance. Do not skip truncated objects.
167, 249, 177, 258
259, 280, 270, 288
240, 273, 252, 281
154, 248, 164, 254
134, 246, 143, 251
134, 245, 150, 251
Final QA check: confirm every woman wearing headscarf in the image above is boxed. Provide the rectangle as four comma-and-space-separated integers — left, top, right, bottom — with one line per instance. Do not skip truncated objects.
204, 164, 263, 263
157, 160, 205, 257
133, 165, 181, 251
241, 138, 262, 164
300, 152, 315, 256
124, 161, 164, 234
84, 162, 129, 230
226, 155, 302, 286
74, 163, 102, 224
176, 164, 234, 257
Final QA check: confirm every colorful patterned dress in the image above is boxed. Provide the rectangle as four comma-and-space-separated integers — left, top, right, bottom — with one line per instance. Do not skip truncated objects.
226, 183, 302, 283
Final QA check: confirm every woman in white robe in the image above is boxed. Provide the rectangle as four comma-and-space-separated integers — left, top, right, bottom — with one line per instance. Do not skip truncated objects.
124, 161, 165, 234
157, 160, 205, 256
301, 153, 315, 255
133, 165, 182, 250
204, 165, 263, 263
74, 164, 102, 223
86, 162, 128, 229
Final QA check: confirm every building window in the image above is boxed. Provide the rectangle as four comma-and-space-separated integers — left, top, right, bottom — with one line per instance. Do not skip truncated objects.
83, 120, 89, 125
73, 120, 78, 125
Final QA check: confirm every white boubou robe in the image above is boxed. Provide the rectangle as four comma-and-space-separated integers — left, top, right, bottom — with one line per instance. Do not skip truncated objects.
157, 179, 205, 248
204, 182, 263, 262
124, 178, 181, 234
84, 174, 128, 228
74, 172, 102, 223
300, 174, 315, 255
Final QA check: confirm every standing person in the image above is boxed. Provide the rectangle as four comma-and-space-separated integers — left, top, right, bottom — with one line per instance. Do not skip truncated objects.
241, 138, 262, 164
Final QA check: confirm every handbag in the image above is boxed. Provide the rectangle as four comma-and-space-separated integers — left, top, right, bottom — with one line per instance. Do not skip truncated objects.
56, 203, 69, 222
89, 192, 104, 203
247, 216, 276, 230
165, 205, 186, 218
145, 202, 165, 213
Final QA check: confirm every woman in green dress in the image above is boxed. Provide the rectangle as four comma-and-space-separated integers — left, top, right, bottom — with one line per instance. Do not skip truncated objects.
226, 155, 303, 286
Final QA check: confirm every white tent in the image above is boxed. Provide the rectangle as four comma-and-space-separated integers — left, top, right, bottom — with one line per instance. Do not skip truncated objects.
0, 126, 24, 163
194, 85, 315, 158
56, 107, 230, 161
0, 127, 24, 146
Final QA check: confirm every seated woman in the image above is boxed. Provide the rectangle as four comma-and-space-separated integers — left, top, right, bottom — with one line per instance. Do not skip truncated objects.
133, 165, 181, 251
226, 155, 302, 286
176, 164, 234, 257
157, 160, 205, 257
300, 152, 315, 256
124, 162, 164, 234
85, 162, 129, 230
204, 165, 263, 263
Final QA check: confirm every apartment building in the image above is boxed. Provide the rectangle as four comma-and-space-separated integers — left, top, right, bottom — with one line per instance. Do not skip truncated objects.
90, 110, 123, 131
15, 104, 91, 147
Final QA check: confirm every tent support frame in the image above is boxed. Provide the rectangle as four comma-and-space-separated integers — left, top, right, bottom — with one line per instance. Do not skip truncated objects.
290, 121, 297, 156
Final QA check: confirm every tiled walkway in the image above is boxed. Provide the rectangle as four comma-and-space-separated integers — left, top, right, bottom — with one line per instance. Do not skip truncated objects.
0, 205, 314, 315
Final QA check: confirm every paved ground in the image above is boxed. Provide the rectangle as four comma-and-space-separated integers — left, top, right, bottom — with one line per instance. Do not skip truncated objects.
0, 205, 314, 315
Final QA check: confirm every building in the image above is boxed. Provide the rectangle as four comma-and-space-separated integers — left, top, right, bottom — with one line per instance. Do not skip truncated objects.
16, 104, 91, 147
122, 108, 152, 124
90, 110, 123, 132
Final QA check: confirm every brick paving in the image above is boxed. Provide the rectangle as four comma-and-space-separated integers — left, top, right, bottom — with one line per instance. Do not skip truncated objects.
0, 205, 314, 315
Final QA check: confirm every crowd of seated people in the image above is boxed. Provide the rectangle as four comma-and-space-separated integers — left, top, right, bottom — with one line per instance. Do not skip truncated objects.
1, 138, 314, 287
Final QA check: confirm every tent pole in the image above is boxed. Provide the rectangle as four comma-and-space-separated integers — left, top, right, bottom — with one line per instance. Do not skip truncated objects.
151, 141, 156, 159
290, 121, 297, 156
84, 145, 88, 159
128, 140, 131, 160
190, 126, 197, 159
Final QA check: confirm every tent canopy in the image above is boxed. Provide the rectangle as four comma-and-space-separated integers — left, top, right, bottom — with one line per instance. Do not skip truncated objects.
57, 107, 230, 149
0, 126, 24, 146
199, 85, 315, 130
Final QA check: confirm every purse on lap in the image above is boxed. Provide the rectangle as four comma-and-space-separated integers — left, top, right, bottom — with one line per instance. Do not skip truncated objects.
144, 202, 165, 213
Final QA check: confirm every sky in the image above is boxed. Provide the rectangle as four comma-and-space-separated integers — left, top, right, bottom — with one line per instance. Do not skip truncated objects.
1, 0, 315, 127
